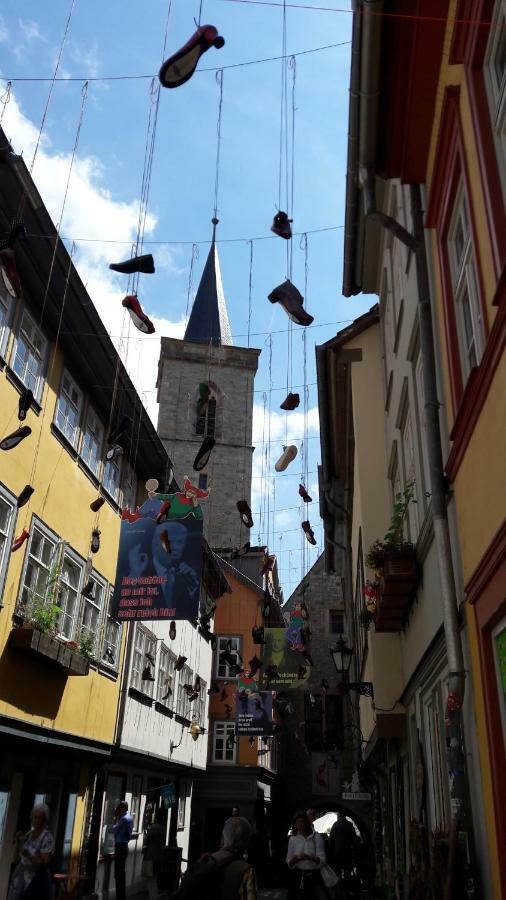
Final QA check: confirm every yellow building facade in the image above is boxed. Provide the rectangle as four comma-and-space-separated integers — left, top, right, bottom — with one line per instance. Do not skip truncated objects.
0, 133, 170, 891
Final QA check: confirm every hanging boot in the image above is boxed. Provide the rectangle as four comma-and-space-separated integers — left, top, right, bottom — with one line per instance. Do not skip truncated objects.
193, 435, 215, 471
236, 499, 254, 529
90, 496, 105, 512
299, 483, 312, 502
169, 620, 176, 640
268, 279, 313, 326
122, 294, 155, 334
11, 528, 29, 552
16, 484, 34, 509
280, 392, 300, 411
18, 388, 33, 421
271, 210, 292, 240
175, 655, 187, 671
252, 626, 266, 644
141, 664, 155, 682
91, 528, 101, 553
159, 25, 225, 89
110, 254, 155, 275
302, 520, 317, 545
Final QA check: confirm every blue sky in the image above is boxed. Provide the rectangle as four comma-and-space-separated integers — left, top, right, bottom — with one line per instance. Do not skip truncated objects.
0, 0, 372, 597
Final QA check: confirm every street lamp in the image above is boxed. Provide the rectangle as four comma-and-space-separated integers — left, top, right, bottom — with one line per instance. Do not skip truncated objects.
329, 638, 374, 698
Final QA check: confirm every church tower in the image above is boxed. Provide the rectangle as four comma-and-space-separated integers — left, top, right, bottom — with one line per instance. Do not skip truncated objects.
156, 236, 260, 550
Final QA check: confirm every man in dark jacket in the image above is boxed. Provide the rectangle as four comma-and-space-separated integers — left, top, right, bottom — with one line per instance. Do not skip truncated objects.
329, 811, 357, 877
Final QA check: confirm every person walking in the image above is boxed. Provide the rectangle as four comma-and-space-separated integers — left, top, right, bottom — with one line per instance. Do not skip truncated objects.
328, 811, 357, 884
286, 810, 330, 900
113, 800, 133, 900
142, 809, 166, 900
175, 816, 257, 899
7, 803, 54, 900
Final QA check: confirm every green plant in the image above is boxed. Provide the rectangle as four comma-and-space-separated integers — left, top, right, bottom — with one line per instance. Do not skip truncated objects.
25, 596, 61, 635
359, 607, 375, 630
365, 539, 386, 571
384, 480, 415, 544
78, 629, 96, 661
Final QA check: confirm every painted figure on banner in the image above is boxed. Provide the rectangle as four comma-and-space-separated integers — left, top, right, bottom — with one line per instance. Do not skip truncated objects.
263, 627, 310, 687
112, 479, 207, 622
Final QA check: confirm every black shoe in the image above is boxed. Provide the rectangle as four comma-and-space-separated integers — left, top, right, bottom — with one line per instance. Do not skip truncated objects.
141, 664, 155, 682
90, 496, 105, 512
159, 25, 225, 90
237, 499, 254, 528
17, 389, 33, 422
0, 219, 27, 252
91, 528, 101, 553
193, 436, 215, 471
268, 279, 314, 327
17, 484, 34, 508
302, 520, 317, 545
169, 620, 176, 640
0, 425, 31, 451
109, 254, 155, 275
175, 655, 187, 671
252, 626, 265, 644
82, 579, 95, 599
271, 210, 292, 240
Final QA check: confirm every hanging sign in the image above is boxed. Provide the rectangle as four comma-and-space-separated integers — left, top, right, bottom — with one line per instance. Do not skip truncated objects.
236, 690, 273, 736
159, 783, 177, 808
311, 753, 341, 796
112, 481, 207, 621
263, 627, 309, 687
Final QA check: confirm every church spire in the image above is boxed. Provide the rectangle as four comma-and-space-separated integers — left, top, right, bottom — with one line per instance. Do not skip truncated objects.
184, 218, 233, 347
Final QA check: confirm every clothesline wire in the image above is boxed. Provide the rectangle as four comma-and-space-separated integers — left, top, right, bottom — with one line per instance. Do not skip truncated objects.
1, 39, 351, 82
22, 223, 343, 246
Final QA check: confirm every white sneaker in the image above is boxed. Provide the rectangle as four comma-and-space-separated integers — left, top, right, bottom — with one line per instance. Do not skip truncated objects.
275, 445, 298, 472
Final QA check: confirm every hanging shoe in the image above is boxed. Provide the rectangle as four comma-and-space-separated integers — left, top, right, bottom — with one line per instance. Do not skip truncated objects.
193, 436, 215, 471
11, 528, 29, 552
260, 554, 275, 577
0, 425, 31, 451
280, 392, 300, 411
106, 444, 123, 463
109, 415, 133, 446
122, 294, 155, 334
188, 690, 199, 703
210, 633, 217, 651
262, 595, 271, 619
159, 25, 225, 89
302, 521, 317, 545
145, 650, 156, 665
175, 655, 187, 671
18, 388, 33, 421
91, 528, 101, 553
156, 499, 171, 524
300, 599, 309, 620
248, 736, 255, 747
160, 531, 172, 554
194, 675, 201, 693
208, 680, 220, 695
197, 382, 211, 416
110, 254, 155, 275
271, 210, 292, 240
275, 445, 298, 472
161, 680, 173, 701
299, 484, 312, 503
236, 499, 253, 529
252, 626, 265, 644
141, 664, 155, 682
248, 656, 263, 678
169, 620, 176, 640
0, 248, 22, 299
0, 220, 27, 252
16, 484, 34, 509
268, 279, 313, 327
82, 579, 95, 599
90, 496, 105, 512
226, 731, 236, 749
228, 663, 244, 678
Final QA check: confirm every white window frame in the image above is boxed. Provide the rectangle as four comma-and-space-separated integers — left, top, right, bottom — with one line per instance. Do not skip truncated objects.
11, 307, 47, 402
176, 665, 193, 719
121, 461, 137, 510
447, 186, 484, 382
422, 682, 450, 831
195, 678, 207, 725
54, 369, 83, 449
78, 570, 107, 657
484, 0, 506, 197
414, 352, 431, 508
130, 625, 157, 697
103, 454, 122, 504
0, 484, 17, 604
0, 281, 14, 358
177, 782, 188, 829
215, 636, 242, 679
400, 407, 421, 541
157, 644, 176, 706
58, 547, 84, 640
212, 721, 237, 764
101, 587, 122, 670
17, 520, 59, 619
81, 406, 104, 477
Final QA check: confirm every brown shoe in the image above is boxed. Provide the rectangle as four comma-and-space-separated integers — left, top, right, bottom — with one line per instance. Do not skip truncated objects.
280, 392, 300, 411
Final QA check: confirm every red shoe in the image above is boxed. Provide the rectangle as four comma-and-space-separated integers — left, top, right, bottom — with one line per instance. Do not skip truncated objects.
122, 294, 155, 334
299, 484, 312, 502
12, 528, 29, 552
159, 25, 225, 89
156, 500, 171, 524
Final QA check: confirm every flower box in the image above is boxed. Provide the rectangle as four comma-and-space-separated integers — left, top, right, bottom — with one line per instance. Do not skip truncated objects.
375, 548, 418, 632
9, 627, 89, 676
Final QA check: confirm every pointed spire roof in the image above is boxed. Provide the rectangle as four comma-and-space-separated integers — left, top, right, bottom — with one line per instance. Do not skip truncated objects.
184, 225, 233, 347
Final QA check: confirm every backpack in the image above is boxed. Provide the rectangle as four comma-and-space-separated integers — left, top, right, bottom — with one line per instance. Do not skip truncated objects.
172, 849, 248, 900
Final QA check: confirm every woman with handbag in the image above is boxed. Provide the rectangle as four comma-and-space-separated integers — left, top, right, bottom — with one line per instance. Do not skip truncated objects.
286, 811, 337, 899
142, 810, 167, 900
7, 803, 54, 900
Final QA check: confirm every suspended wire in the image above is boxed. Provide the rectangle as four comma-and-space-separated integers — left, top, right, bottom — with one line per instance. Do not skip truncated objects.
267, 334, 273, 547
185, 244, 199, 320
1, 39, 351, 82
247, 240, 253, 348
25, 223, 343, 246
216, 0, 503, 26
288, 54, 296, 278
214, 70, 225, 221
198, 0, 204, 24
278, 0, 287, 210
0, 81, 12, 127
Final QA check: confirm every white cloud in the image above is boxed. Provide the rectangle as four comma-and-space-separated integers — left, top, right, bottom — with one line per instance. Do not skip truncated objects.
1, 87, 185, 423
18, 19, 47, 43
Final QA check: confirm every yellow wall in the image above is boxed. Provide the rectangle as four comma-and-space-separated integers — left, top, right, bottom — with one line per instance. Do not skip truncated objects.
425, 6, 504, 894
0, 340, 125, 744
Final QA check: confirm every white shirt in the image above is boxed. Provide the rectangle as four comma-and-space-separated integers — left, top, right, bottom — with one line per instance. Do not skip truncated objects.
286, 831, 326, 871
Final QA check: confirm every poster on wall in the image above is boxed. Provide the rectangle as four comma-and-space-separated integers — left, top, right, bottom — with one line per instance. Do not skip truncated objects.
311, 753, 341, 797
112, 480, 206, 621
263, 627, 310, 687
236, 690, 273, 735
